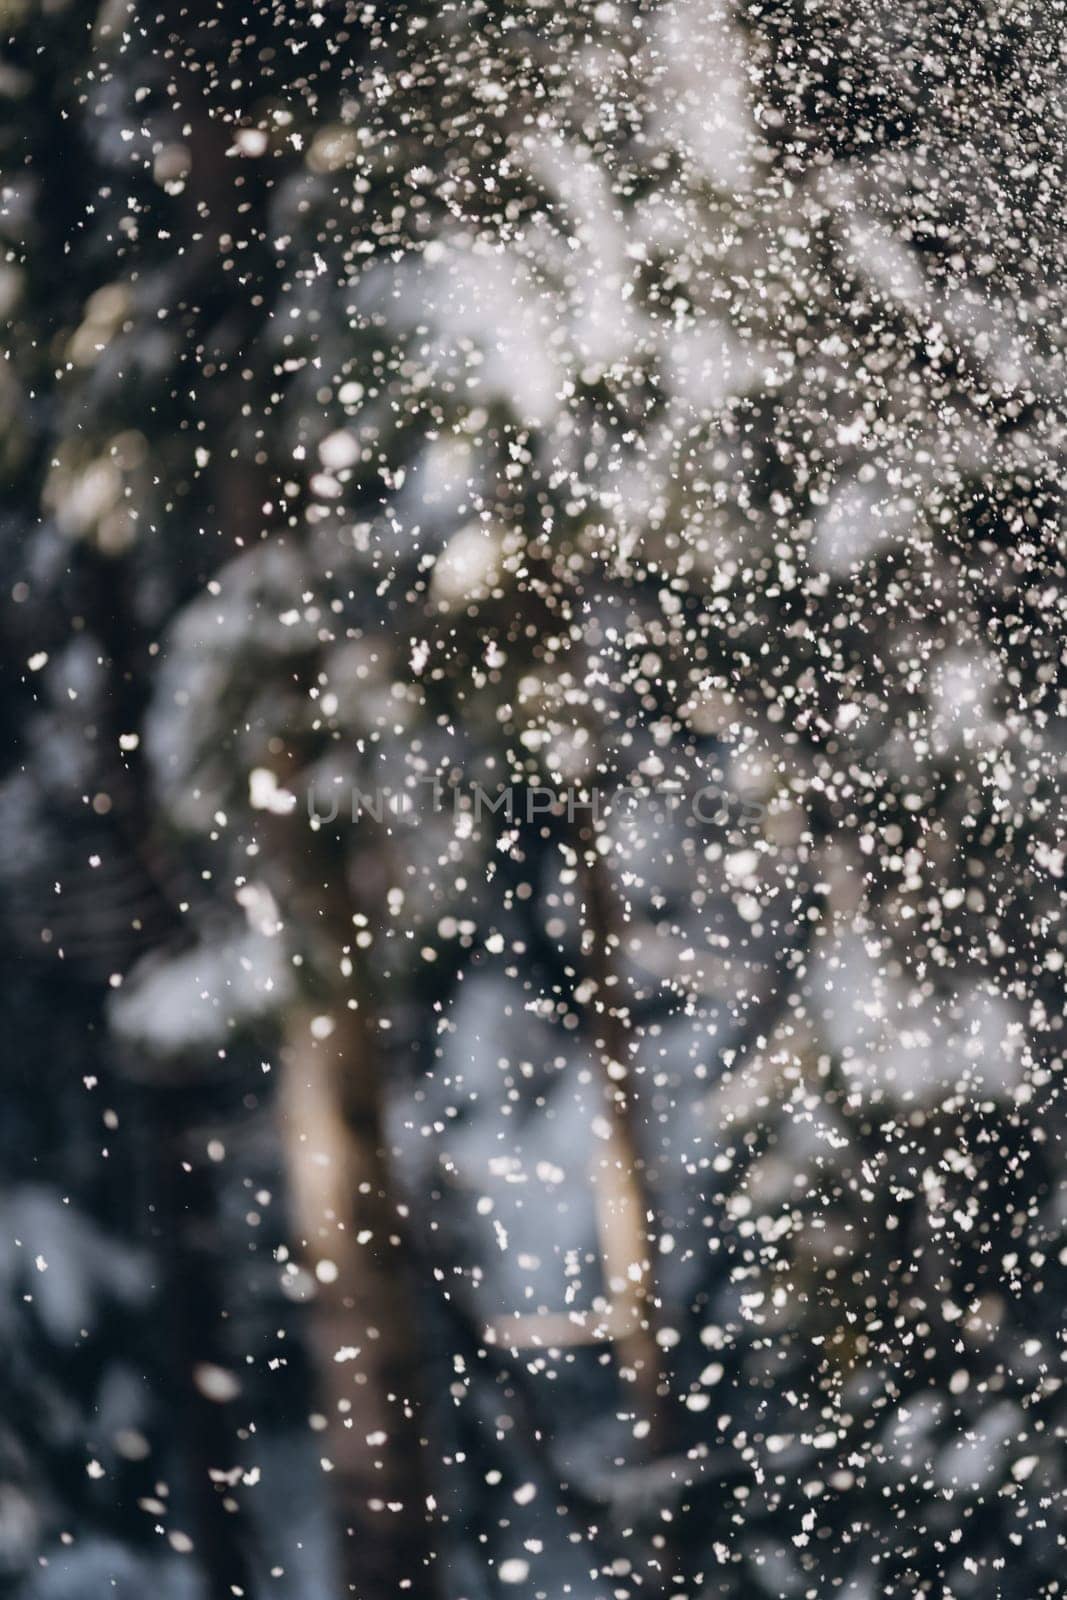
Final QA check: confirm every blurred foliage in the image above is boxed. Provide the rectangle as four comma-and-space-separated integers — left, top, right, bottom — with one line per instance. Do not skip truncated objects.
1, 1, 1066, 1597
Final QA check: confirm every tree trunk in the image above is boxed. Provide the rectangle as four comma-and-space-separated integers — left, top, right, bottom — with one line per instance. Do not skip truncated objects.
277, 944, 435, 1596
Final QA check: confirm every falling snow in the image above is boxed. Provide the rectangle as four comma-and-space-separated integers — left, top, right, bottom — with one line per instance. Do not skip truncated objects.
1, 1, 1066, 1598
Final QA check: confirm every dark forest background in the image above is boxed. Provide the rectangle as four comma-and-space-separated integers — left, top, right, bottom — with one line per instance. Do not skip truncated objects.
1, 1, 1065, 1596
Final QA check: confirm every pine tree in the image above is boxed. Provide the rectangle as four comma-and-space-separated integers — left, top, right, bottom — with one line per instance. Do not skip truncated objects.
3, 1, 1066, 1597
